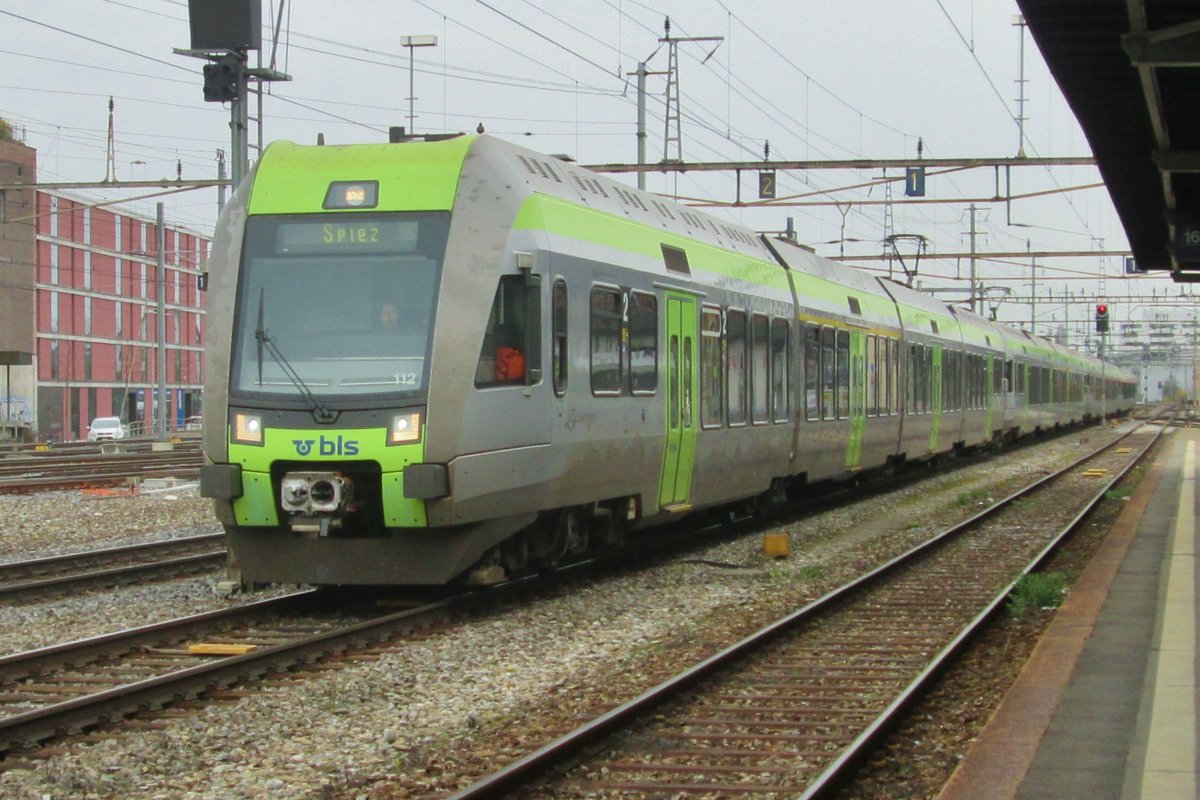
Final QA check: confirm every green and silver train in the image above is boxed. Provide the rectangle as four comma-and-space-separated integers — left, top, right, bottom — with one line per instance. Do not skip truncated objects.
199, 134, 1136, 587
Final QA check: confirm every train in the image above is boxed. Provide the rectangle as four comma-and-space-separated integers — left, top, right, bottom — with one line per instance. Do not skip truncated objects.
198, 133, 1137, 587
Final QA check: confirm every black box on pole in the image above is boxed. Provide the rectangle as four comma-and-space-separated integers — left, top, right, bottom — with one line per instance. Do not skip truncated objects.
188, 0, 261, 51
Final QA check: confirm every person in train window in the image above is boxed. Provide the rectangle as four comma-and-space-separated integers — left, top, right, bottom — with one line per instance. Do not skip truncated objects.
493, 322, 525, 382
379, 301, 400, 331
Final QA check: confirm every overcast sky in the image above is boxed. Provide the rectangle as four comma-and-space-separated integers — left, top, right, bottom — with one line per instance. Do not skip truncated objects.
1, 0, 1185, 335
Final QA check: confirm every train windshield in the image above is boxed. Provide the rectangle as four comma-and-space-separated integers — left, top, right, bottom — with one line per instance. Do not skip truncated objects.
231, 212, 448, 400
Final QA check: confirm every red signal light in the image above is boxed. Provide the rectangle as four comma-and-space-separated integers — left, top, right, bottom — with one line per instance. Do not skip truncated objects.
1096, 304, 1108, 316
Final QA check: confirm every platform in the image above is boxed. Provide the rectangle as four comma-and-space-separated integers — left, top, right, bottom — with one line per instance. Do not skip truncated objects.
939, 422, 1197, 799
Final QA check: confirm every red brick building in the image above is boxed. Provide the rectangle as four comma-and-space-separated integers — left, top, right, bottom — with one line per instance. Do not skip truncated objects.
1, 137, 210, 442
35, 192, 210, 441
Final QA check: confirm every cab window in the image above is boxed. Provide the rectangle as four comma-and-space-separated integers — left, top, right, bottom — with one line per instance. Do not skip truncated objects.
475, 274, 541, 388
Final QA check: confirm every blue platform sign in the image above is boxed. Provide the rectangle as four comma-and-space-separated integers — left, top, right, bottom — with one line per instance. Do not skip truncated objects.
904, 167, 926, 197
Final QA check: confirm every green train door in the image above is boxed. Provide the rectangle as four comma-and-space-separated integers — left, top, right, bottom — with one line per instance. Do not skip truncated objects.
659, 293, 698, 509
845, 331, 866, 469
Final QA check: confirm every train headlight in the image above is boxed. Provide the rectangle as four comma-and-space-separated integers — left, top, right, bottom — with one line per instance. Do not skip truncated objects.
388, 411, 422, 445
323, 181, 379, 210
232, 413, 264, 445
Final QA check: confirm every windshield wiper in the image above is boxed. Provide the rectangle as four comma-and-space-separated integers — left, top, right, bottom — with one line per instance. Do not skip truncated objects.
255, 288, 337, 423
255, 289, 265, 387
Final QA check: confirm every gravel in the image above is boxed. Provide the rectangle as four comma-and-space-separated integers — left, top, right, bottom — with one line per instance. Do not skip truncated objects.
0, 427, 1125, 799
0, 484, 218, 561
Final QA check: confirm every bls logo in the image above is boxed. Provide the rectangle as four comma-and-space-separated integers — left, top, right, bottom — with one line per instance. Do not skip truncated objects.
291, 436, 360, 457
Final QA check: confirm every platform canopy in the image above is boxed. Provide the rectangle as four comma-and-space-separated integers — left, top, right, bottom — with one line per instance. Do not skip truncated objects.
1017, 1, 1200, 281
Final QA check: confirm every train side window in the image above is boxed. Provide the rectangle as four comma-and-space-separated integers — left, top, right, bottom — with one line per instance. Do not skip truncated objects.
700, 307, 723, 428
953, 351, 961, 411
892, 339, 901, 414
821, 327, 836, 420
475, 275, 540, 388
925, 346, 932, 413
836, 329, 850, 419
888, 335, 897, 412
907, 344, 918, 414
963, 354, 970, 409
629, 291, 657, 395
966, 353, 972, 409
804, 325, 820, 421
925, 346, 933, 413
771, 318, 789, 423
866, 334, 877, 417
971, 355, 978, 409
590, 286, 623, 395
963, 354, 969, 410
552, 280, 567, 397
973, 355, 981, 409
983, 356, 990, 406
751, 313, 770, 424
945, 351, 957, 412
682, 335, 693, 427
727, 309, 748, 425
879, 338, 888, 415
879, 339, 888, 415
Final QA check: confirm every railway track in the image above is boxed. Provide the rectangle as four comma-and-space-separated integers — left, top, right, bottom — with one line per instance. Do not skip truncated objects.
0, 443, 203, 494
447, 417, 1170, 799
0, 565, 597, 760
0, 415, 1160, 774
0, 533, 226, 602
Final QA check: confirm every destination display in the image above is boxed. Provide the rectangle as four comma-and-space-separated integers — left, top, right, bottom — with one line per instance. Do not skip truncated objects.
274, 217, 420, 255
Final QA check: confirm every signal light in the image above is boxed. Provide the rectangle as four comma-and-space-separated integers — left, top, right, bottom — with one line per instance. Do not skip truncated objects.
1095, 303, 1110, 333
202, 54, 242, 103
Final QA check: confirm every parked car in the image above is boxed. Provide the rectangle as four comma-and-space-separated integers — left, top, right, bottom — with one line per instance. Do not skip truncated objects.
87, 416, 127, 442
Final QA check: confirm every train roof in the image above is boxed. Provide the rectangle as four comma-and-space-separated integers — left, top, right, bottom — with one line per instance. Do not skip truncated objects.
490, 136, 776, 264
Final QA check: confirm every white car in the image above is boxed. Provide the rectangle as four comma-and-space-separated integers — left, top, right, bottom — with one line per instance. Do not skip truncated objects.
87, 416, 127, 442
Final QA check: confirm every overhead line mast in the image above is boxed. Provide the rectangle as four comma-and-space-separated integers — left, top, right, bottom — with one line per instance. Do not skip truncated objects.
634, 16, 723, 180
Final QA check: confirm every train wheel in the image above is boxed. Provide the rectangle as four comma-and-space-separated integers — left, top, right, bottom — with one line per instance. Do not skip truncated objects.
466, 550, 508, 585
500, 533, 530, 574
593, 513, 625, 552
561, 509, 589, 556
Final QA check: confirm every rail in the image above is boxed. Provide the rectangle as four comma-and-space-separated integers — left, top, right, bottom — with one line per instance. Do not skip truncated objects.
446, 414, 1171, 798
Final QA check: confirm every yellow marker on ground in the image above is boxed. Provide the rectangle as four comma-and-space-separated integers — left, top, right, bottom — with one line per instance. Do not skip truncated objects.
187, 643, 258, 656
763, 533, 789, 558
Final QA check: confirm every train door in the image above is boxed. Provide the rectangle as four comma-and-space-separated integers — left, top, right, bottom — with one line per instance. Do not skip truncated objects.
659, 293, 698, 509
845, 331, 866, 469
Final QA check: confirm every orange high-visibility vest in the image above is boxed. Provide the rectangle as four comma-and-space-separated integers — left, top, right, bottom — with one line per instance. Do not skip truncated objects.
494, 347, 525, 382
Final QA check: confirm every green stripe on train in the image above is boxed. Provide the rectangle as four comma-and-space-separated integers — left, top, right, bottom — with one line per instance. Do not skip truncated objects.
514, 194, 792, 292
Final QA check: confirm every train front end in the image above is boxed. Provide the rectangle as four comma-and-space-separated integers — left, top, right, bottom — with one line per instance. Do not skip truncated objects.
200, 137, 478, 586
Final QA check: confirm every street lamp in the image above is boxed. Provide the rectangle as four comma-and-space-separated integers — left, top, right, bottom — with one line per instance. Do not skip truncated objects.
399, 34, 438, 135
